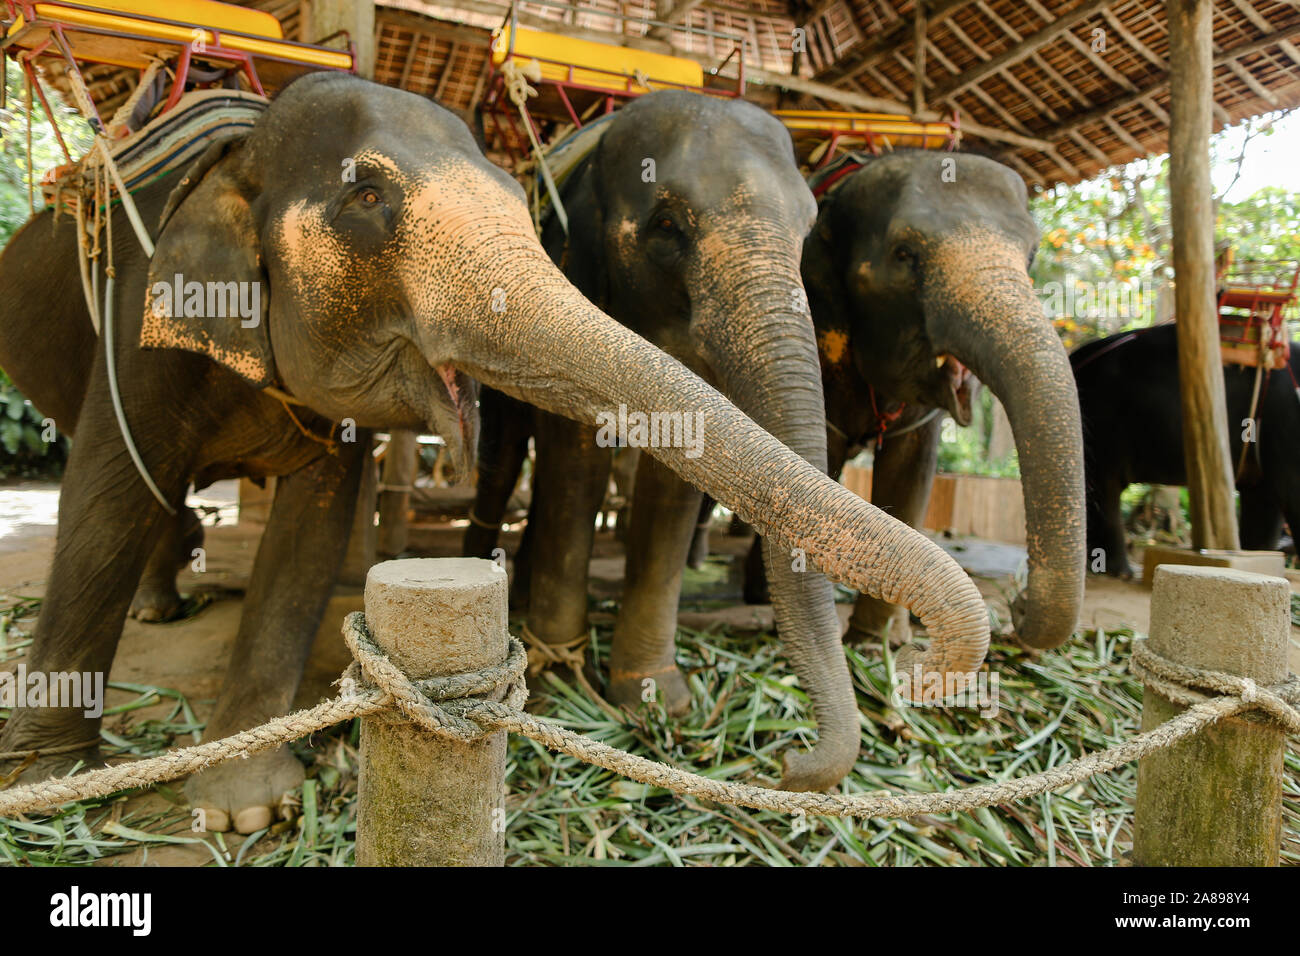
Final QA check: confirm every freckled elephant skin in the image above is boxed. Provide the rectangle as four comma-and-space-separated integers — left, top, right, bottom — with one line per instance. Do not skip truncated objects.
750, 151, 1085, 651
466, 93, 991, 790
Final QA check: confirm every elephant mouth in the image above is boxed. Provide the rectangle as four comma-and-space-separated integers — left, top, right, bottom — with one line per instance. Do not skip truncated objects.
935, 353, 974, 426
428, 362, 479, 484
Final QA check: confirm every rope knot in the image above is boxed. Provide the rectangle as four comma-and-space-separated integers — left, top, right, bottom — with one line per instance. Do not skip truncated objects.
1130, 641, 1300, 735
519, 624, 588, 678
341, 612, 528, 742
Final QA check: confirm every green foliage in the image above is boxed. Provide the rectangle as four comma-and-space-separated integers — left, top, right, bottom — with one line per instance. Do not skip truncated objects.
1029, 110, 1300, 350
0, 369, 66, 477
0, 61, 88, 477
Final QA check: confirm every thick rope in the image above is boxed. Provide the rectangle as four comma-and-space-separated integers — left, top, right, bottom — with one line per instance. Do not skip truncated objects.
0, 623, 1295, 821
501, 58, 569, 236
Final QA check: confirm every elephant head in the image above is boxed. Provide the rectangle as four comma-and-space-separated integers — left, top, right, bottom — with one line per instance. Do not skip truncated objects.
141, 76, 991, 778
803, 151, 1084, 649
552, 91, 870, 788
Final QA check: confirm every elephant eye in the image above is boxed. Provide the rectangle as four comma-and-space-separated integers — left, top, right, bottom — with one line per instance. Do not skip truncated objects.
359, 188, 382, 207
655, 216, 677, 233
893, 244, 916, 263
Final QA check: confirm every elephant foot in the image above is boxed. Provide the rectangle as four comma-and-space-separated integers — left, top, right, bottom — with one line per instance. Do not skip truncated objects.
607, 665, 691, 716
128, 582, 186, 623
184, 745, 304, 834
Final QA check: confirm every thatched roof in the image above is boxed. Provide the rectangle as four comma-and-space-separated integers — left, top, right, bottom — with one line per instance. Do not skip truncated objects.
372, 0, 1300, 186
17, 0, 1299, 187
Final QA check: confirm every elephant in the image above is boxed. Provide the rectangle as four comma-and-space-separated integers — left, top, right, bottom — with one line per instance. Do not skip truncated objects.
0, 74, 990, 829
743, 149, 1085, 650
465, 90, 879, 791
1072, 322, 1300, 578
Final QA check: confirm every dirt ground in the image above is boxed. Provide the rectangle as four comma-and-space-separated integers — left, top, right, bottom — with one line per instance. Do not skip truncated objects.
0, 476, 1295, 865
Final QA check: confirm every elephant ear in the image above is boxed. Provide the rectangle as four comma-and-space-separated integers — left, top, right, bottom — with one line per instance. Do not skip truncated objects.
801, 205, 854, 371
542, 159, 608, 309
140, 136, 275, 388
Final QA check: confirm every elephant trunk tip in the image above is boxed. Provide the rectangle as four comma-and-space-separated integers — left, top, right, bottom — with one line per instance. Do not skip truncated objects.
780, 739, 859, 793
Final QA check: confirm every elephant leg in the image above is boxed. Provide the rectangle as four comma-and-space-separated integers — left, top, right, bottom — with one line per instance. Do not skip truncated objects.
525, 411, 609, 650
848, 417, 942, 644
129, 505, 204, 623
1239, 485, 1285, 551
608, 453, 699, 714
184, 438, 367, 834
742, 532, 769, 604
1090, 475, 1132, 578
464, 387, 531, 559
0, 405, 180, 782
686, 495, 714, 569
610, 446, 640, 544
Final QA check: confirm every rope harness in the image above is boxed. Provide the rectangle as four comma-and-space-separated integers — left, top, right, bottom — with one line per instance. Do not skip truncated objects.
0, 612, 1295, 822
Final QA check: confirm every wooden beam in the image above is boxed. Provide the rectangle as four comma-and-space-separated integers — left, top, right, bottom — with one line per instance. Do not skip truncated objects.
1060, 29, 1136, 91
434, 42, 459, 101
1166, 0, 1240, 551
1227, 58, 1280, 106
1038, 21, 1300, 142
1100, 7, 1167, 71
397, 31, 421, 90
820, 0, 981, 83
931, 0, 1115, 101
649, 0, 706, 39
742, 63, 1056, 150
912, 1, 927, 113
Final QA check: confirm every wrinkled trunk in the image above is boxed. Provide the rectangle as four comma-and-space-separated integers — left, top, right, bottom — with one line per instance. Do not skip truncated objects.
923, 229, 1085, 649
690, 250, 857, 789
404, 163, 991, 788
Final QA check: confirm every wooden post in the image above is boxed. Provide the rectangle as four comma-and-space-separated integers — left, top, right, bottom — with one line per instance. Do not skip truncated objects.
1166, 0, 1240, 552
356, 558, 509, 866
1133, 565, 1288, 866
339, 442, 378, 588
912, 2, 926, 115
302, 0, 377, 79
377, 430, 419, 559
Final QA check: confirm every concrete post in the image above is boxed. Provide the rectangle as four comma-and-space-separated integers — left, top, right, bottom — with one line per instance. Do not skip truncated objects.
356, 559, 509, 866
1133, 565, 1289, 866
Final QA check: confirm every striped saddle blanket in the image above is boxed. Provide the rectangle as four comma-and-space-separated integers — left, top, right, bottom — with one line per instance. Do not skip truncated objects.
41, 89, 268, 216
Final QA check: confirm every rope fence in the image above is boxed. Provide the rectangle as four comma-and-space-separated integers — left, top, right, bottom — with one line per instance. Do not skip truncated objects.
0, 559, 1295, 865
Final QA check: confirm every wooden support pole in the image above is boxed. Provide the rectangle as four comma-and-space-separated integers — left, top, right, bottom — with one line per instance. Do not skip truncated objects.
356, 558, 509, 866
377, 430, 419, 559
1166, 0, 1240, 552
339, 439, 378, 588
302, 0, 377, 79
912, 2, 927, 115
1133, 566, 1288, 865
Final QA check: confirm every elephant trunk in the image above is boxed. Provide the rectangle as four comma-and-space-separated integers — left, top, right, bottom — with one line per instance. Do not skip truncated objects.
405, 161, 990, 785
923, 228, 1085, 649
689, 252, 857, 790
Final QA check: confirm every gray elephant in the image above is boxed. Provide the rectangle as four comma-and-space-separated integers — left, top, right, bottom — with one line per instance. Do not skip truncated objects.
744, 150, 1085, 650
0, 76, 988, 829
468, 90, 887, 791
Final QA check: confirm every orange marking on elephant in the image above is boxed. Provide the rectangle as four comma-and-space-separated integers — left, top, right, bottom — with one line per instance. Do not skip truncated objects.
819, 329, 849, 365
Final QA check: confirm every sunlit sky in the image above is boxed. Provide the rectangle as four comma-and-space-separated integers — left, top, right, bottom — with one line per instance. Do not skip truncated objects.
1211, 110, 1300, 200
